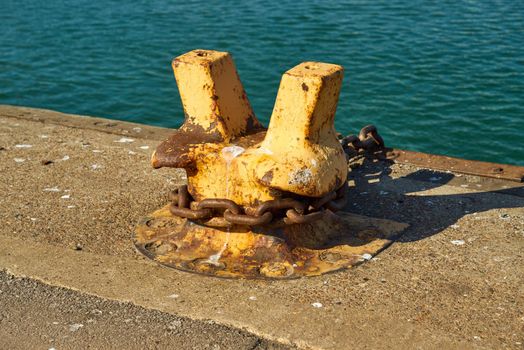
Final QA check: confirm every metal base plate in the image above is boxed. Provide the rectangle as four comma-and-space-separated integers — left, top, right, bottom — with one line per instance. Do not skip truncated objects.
134, 205, 408, 279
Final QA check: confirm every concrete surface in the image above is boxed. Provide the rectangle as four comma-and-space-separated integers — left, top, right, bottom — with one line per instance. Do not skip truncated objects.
0, 271, 288, 350
0, 105, 523, 349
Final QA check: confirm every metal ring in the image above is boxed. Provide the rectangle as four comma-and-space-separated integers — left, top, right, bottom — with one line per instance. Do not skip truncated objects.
284, 209, 324, 224
310, 191, 336, 210
170, 203, 212, 219
325, 185, 348, 212
254, 198, 306, 216
359, 124, 384, 148
177, 185, 190, 208
224, 210, 273, 226
168, 190, 179, 206
197, 198, 241, 215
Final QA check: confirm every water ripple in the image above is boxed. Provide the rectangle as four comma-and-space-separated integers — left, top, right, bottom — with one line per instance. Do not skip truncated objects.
0, 0, 522, 164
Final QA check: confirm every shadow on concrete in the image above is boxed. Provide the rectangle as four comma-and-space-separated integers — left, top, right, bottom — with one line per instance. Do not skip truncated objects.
345, 157, 524, 243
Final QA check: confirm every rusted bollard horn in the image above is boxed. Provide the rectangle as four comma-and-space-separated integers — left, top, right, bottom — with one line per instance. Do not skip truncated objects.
134, 49, 401, 279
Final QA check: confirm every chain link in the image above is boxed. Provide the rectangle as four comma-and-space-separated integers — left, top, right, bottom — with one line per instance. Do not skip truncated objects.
168, 184, 346, 227
167, 125, 383, 227
339, 124, 385, 156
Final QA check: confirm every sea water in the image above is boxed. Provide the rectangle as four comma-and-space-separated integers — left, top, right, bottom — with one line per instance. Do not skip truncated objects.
1, 0, 522, 165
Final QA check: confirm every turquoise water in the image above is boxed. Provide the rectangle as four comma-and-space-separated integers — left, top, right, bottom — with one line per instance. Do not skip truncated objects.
1, 1, 523, 165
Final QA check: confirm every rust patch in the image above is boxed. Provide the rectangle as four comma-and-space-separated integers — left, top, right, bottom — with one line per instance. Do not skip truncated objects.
151, 122, 223, 169
233, 130, 266, 149
244, 114, 264, 134
134, 205, 408, 279
260, 169, 274, 186
387, 149, 524, 182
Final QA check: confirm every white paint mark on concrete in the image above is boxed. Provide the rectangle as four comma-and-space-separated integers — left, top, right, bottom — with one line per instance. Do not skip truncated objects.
39, 135, 49, 139
91, 164, 102, 170
92, 150, 103, 153
61, 194, 71, 199
361, 253, 373, 261
450, 224, 460, 229
67, 205, 76, 209
69, 323, 84, 332
15, 144, 32, 148
61, 155, 70, 161
248, 296, 257, 301
139, 145, 149, 150
312, 302, 323, 308
14, 158, 26, 163
451, 239, 465, 246
132, 127, 142, 132
115, 137, 135, 143
43, 187, 60, 192
167, 293, 179, 299
128, 151, 137, 155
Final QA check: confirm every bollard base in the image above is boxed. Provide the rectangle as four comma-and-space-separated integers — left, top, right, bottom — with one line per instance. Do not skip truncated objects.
134, 205, 408, 279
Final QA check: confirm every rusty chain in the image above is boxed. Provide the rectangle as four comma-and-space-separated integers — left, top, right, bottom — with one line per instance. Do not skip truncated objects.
168, 125, 384, 227
339, 124, 385, 156
169, 185, 347, 227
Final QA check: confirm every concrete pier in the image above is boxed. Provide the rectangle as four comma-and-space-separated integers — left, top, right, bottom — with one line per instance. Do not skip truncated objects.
0, 105, 522, 349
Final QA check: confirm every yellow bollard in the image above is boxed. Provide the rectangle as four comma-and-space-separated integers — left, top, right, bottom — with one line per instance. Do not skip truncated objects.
135, 49, 406, 279
254, 62, 347, 197
152, 50, 346, 205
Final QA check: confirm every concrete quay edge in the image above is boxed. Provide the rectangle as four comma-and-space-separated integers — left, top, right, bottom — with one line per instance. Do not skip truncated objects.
1, 105, 523, 349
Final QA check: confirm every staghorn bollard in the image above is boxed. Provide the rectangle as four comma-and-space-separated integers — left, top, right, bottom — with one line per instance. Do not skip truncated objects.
134, 49, 402, 279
